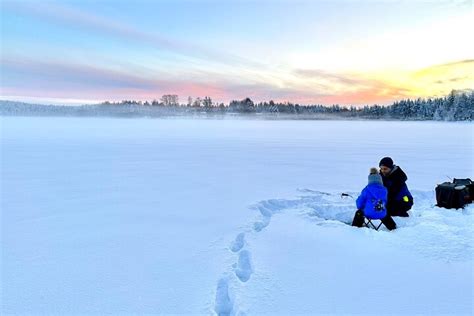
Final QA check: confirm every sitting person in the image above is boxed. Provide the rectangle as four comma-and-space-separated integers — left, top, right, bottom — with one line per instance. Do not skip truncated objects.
379, 157, 414, 217
352, 167, 397, 230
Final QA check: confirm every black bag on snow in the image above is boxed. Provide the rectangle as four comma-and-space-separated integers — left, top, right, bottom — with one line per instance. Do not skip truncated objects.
436, 178, 473, 209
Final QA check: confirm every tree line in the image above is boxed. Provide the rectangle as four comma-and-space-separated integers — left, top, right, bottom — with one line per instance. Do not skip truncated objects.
1, 90, 472, 120
100, 90, 473, 120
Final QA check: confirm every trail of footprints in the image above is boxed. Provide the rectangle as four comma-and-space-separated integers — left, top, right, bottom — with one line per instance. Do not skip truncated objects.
214, 200, 288, 316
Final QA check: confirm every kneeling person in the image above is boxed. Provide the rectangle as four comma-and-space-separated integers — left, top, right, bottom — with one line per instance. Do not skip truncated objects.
379, 157, 413, 217
352, 168, 396, 230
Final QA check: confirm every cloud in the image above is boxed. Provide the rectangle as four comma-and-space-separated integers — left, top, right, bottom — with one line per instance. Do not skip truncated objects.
290, 68, 414, 105
414, 59, 474, 76
1, 57, 160, 89
292, 69, 367, 86
2, 1, 265, 70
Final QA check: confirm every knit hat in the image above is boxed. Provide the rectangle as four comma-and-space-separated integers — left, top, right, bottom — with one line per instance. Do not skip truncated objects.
379, 157, 394, 169
368, 167, 383, 185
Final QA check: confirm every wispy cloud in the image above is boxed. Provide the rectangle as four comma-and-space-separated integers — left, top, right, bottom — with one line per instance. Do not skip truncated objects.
2, 1, 265, 70
414, 59, 474, 77
1, 57, 159, 89
293, 69, 366, 86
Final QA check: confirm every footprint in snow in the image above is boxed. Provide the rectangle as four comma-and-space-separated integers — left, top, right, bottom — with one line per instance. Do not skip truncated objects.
214, 277, 233, 316
230, 233, 245, 253
235, 250, 253, 282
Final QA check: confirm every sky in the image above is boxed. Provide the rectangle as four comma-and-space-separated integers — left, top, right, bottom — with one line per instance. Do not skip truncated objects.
0, 0, 473, 106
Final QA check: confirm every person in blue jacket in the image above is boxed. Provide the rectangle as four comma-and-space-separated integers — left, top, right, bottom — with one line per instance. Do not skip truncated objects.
352, 167, 397, 230
379, 157, 414, 217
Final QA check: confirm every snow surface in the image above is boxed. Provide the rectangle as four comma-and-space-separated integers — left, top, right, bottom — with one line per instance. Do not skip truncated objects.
1, 117, 473, 315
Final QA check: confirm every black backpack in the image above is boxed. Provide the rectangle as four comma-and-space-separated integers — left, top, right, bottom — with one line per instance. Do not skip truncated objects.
435, 178, 473, 209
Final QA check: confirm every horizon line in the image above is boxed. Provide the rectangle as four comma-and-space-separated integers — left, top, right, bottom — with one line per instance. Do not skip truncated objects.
1, 89, 472, 108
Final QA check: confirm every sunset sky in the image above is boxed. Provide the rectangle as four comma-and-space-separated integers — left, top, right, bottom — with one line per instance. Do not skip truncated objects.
1, 0, 473, 105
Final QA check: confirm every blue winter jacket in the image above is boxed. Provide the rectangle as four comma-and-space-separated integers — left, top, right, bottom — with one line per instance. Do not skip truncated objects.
356, 183, 388, 219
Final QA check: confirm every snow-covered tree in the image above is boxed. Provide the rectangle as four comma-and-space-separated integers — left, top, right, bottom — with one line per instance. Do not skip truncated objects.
160, 95, 179, 106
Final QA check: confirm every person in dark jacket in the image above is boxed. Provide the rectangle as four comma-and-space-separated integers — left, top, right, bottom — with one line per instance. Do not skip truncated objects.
379, 157, 413, 217
352, 167, 397, 230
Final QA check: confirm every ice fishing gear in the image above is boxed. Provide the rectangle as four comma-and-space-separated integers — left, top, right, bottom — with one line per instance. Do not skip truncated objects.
341, 193, 354, 199
435, 178, 473, 209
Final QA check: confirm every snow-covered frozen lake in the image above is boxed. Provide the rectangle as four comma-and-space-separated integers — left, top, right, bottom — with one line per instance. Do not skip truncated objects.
1, 117, 473, 315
